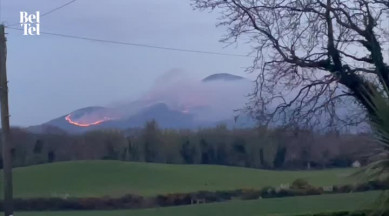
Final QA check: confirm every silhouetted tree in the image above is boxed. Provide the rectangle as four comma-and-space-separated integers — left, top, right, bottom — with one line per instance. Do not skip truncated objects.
216, 144, 227, 165
273, 146, 287, 168
48, 151, 55, 163
33, 139, 44, 154
143, 120, 162, 162
181, 140, 196, 164
231, 138, 247, 166
259, 148, 265, 167
200, 138, 215, 164
193, 0, 389, 127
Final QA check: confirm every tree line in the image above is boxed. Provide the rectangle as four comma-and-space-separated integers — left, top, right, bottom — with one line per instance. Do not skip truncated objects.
3, 121, 376, 170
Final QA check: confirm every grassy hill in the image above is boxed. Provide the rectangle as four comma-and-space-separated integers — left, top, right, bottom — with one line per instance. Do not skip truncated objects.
17, 191, 381, 216
0, 160, 355, 198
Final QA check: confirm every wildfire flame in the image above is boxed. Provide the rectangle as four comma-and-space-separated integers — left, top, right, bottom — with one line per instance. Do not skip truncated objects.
65, 114, 112, 127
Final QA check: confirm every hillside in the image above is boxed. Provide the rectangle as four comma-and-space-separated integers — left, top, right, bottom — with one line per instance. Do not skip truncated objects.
30, 103, 195, 134
202, 73, 245, 82
1, 160, 355, 198
28, 73, 254, 133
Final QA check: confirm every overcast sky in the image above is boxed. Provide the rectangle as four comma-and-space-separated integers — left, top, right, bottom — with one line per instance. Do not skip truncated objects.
2, 0, 253, 126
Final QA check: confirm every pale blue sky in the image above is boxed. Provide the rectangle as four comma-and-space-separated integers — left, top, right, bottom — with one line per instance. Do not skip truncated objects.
1, 0, 253, 126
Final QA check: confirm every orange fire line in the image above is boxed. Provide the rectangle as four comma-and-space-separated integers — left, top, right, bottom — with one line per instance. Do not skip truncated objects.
65, 114, 111, 127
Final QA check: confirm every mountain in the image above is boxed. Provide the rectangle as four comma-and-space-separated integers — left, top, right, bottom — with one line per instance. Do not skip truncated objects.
28, 106, 114, 134
28, 103, 195, 134
202, 73, 244, 82
28, 73, 255, 133
124, 103, 194, 128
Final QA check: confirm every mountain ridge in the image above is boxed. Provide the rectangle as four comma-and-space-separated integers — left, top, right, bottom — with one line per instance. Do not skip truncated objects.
27, 73, 254, 133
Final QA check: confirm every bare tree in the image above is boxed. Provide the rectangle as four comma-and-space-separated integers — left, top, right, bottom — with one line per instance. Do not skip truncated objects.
192, 0, 389, 128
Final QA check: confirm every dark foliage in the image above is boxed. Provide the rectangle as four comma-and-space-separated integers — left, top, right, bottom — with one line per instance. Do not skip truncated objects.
8, 123, 376, 170
1, 180, 387, 211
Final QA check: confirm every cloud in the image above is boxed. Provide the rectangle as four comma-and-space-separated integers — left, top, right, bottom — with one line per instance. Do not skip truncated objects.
133, 69, 253, 122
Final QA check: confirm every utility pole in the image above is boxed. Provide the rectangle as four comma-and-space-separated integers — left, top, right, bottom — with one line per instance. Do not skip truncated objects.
0, 24, 13, 216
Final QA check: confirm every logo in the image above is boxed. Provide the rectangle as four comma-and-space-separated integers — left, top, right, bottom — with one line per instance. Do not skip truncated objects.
20, 11, 40, 36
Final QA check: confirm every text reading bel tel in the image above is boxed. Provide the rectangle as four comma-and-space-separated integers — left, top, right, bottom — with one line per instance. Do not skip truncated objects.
20, 11, 40, 36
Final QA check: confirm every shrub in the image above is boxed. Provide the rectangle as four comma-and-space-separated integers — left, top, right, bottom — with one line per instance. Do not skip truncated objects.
260, 186, 276, 198
239, 189, 261, 200
1, 181, 386, 211
291, 178, 312, 190
305, 187, 324, 196
297, 210, 388, 216
333, 184, 354, 193
214, 190, 235, 200
155, 193, 191, 206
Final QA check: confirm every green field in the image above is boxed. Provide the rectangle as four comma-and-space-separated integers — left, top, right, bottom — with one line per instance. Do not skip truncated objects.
0, 160, 355, 198
16, 191, 381, 216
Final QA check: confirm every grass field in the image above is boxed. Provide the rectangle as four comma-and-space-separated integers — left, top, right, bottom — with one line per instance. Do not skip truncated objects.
0, 160, 355, 198
16, 191, 381, 216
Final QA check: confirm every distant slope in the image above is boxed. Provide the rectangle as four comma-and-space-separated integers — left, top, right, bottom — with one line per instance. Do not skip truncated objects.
18, 191, 381, 216
1, 160, 354, 198
26, 106, 113, 134
29, 103, 196, 133
124, 103, 194, 128
28, 73, 254, 133
202, 73, 245, 82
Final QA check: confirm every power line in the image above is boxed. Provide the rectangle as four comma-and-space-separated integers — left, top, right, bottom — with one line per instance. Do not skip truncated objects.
6, 26, 250, 58
40, 0, 77, 17
4, 1, 249, 58
6, 0, 77, 27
